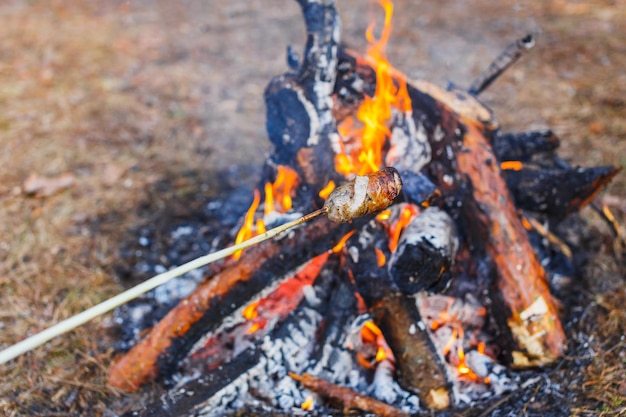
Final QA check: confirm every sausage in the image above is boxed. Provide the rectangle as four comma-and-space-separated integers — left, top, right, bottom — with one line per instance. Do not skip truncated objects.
324, 167, 403, 223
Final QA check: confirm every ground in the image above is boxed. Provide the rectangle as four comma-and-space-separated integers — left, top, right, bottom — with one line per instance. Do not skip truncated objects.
0, 0, 624, 416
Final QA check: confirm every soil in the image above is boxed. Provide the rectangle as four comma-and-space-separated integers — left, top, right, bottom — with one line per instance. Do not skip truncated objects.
0, 0, 624, 416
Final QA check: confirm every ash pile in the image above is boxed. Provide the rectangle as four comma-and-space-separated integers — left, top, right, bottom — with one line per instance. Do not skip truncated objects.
108, 0, 620, 416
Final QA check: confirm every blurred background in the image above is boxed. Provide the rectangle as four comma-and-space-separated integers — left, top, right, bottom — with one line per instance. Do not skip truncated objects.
0, 0, 623, 415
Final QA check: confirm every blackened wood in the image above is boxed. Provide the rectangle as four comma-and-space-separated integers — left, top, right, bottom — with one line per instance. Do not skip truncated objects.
265, 0, 342, 193
108, 218, 355, 391
502, 165, 620, 219
493, 130, 560, 163
388, 207, 458, 294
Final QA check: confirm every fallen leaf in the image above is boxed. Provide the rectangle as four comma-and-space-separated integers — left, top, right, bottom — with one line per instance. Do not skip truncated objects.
23, 172, 76, 197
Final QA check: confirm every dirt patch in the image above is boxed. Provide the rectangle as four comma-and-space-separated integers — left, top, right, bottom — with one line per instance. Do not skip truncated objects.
0, 0, 624, 416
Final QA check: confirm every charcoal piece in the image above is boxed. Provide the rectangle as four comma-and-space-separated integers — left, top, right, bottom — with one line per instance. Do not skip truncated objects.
503, 165, 620, 218
388, 207, 458, 294
493, 130, 560, 163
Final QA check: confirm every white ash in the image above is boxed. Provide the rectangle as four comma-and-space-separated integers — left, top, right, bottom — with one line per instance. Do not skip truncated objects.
386, 110, 432, 174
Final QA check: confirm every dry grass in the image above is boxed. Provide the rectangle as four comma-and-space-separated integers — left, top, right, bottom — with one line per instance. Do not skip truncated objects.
0, 0, 624, 415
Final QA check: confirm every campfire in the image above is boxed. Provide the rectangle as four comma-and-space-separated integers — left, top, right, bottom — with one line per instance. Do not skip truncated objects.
108, 0, 619, 415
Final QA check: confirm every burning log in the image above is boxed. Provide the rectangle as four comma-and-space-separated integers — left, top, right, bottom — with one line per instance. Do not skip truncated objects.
455, 120, 567, 366
289, 372, 410, 417
108, 218, 354, 391
342, 211, 453, 408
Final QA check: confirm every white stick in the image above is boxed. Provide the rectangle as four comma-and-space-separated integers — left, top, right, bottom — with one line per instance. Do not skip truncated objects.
0, 209, 327, 365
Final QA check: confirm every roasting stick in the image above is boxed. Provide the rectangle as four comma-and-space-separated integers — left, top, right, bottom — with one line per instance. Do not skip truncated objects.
0, 167, 403, 365
0, 208, 327, 365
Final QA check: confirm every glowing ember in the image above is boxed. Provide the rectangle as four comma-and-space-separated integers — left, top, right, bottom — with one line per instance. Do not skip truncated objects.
335, 0, 412, 177
301, 396, 315, 411
242, 300, 259, 320
375, 209, 391, 221
374, 247, 386, 267
500, 160, 523, 171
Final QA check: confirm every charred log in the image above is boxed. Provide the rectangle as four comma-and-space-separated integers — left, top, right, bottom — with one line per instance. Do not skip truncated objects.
388, 206, 458, 294
265, 0, 342, 194
492, 130, 560, 163
108, 217, 355, 391
455, 121, 567, 367
371, 293, 450, 408
502, 164, 620, 219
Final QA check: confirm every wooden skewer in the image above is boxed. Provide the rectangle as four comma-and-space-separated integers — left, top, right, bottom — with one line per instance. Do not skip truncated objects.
0, 208, 328, 365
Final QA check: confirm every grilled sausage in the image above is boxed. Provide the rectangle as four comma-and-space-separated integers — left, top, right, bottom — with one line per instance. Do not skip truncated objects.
324, 167, 402, 222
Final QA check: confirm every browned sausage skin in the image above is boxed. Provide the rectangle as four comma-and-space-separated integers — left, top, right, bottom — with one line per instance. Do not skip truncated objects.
324, 167, 403, 223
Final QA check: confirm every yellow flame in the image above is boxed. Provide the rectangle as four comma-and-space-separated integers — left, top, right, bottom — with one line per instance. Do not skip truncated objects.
334, 0, 412, 178
301, 396, 315, 411
233, 189, 262, 260
242, 300, 260, 320
389, 206, 418, 252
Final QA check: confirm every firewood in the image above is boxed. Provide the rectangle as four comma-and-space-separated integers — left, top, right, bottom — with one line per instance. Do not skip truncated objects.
388, 206, 458, 294
343, 216, 452, 408
289, 372, 410, 417
264, 0, 342, 194
371, 293, 450, 407
492, 130, 560, 163
455, 119, 567, 366
501, 164, 620, 219
108, 218, 354, 391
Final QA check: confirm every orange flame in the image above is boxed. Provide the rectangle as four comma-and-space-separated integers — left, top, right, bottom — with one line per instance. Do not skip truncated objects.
319, 180, 336, 200
335, 0, 412, 178
265, 165, 299, 215
431, 309, 489, 383
233, 166, 299, 260
375, 247, 386, 267
233, 189, 262, 260
360, 320, 393, 364
389, 205, 419, 252
331, 230, 357, 253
